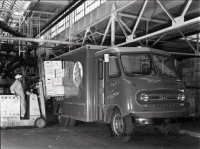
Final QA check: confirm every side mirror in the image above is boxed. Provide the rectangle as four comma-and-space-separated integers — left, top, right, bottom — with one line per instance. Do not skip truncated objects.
104, 54, 109, 63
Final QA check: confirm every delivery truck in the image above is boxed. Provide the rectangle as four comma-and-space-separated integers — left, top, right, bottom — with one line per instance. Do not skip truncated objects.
48, 45, 189, 142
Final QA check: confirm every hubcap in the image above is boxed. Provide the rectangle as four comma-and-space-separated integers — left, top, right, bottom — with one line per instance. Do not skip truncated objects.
113, 114, 124, 135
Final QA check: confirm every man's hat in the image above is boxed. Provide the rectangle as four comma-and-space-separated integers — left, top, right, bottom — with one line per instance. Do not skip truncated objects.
15, 74, 22, 79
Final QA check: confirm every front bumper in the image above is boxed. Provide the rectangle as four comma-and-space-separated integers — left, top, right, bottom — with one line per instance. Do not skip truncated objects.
131, 109, 189, 119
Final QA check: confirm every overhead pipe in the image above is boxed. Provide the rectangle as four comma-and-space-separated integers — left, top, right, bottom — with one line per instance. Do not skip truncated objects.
36, 0, 85, 37
0, 20, 26, 37
0, 35, 81, 45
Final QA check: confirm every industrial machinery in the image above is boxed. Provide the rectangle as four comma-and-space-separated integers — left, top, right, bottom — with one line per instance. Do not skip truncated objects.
0, 82, 46, 128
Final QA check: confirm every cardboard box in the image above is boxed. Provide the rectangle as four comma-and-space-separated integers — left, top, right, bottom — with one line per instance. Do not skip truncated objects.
45, 69, 55, 78
0, 95, 20, 118
53, 78, 63, 86
55, 86, 65, 95
52, 61, 62, 69
45, 78, 54, 88
44, 61, 52, 70
46, 90, 55, 96
55, 69, 65, 78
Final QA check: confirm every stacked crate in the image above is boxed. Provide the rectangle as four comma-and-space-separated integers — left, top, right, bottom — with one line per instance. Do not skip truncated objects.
180, 58, 200, 87
177, 57, 200, 117
0, 95, 20, 127
43, 61, 65, 96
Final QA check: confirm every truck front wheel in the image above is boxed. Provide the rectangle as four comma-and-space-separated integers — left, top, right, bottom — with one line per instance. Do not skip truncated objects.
110, 109, 133, 142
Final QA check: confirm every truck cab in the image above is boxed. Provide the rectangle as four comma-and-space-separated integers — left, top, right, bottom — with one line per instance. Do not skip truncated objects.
96, 47, 189, 141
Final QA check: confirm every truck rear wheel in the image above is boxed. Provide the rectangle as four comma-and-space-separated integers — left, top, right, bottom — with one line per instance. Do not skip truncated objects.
58, 106, 69, 127
58, 106, 76, 127
110, 109, 133, 142
68, 119, 76, 127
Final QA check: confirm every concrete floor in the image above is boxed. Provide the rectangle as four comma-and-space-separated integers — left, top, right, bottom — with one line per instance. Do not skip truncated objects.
1, 122, 200, 149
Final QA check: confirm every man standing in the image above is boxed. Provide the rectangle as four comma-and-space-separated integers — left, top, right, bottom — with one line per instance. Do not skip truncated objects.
10, 74, 26, 118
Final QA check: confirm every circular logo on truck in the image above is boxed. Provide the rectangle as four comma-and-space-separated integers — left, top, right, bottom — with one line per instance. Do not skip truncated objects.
73, 61, 83, 88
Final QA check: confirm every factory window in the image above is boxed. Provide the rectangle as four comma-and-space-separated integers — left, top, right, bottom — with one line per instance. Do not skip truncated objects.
71, 11, 75, 24
39, 0, 107, 40
58, 19, 64, 28
65, 16, 69, 28
85, 0, 100, 14
51, 26, 57, 38
109, 56, 121, 78
57, 19, 65, 34
75, 3, 85, 22
101, 0, 107, 4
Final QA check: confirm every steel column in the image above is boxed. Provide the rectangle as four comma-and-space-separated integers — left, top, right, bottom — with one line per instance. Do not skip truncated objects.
178, 30, 197, 53
151, 34, 166, 47
101, 18, 111, 46
116, 16, 128, 37
111, 12, 116, 46
197, 33, 199, 53
82, 27, 90, 45
156, 0, 176, 23
181, 0, 192, 17
116, 15, 131, 33
89, 29, 97, 45
131, 0, 148, 37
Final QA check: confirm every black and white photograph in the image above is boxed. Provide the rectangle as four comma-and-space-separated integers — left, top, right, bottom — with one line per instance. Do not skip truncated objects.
0, 0, 200, 149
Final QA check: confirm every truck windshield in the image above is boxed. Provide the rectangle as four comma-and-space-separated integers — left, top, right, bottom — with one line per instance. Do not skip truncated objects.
152, 54, 177, 78
121, 54, 156, 76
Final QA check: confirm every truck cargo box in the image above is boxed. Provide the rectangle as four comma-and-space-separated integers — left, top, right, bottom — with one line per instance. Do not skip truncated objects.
53, 45, 105, 122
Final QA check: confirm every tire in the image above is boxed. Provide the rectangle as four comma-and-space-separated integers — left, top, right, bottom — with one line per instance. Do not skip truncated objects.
68, 119, 76, 127
110, 109, 133, 142
58, 106, 69, 127
155, 123, 180, 136
35, 117, 46, 128
57, 106, 76, 127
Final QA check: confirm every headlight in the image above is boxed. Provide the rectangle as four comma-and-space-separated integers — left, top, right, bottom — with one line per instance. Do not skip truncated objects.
139, 93, 149, 102
178, 93, 185, 102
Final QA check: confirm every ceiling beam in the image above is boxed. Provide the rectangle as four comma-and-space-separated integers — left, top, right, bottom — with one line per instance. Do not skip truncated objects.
39, 1, 70, 5
11, 17, 48, 23
0, 36, 81, 45
5, 0, 17, 23
118, 12, 168, 24
0, 8, 55, 15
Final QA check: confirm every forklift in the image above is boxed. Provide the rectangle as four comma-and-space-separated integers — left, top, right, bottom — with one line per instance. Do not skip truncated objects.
0, 82, 46, 128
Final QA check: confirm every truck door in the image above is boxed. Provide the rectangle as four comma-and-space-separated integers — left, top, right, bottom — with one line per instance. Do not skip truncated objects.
98, 57, 104, 120
98, 55, 121, 120
104, 55, 121, 105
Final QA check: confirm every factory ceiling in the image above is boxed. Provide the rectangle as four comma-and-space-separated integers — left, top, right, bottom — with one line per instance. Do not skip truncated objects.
0, 0, 199, 78
0, 0, 71, 36
0, 0, 80, 77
